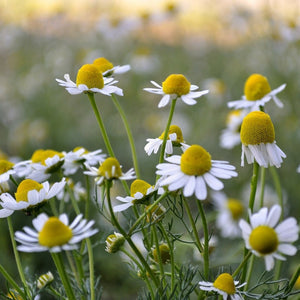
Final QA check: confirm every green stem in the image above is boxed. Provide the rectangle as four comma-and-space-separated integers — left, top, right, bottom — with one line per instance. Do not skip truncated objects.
7, 217, 30, 298
85, 174, 91, 219
66, 183, 81, 215
248, 162, 259, 213
245, 254, 255, 289
232, 251, 252, 277
259, 167, 266, 208
152, 225, 165, 288
51, 252, 76, 299
111, 94, 140, 178
86, 238, 95, 300
87, 92, 115, 157
287, 264, 300, 294
196, 200, 209, 280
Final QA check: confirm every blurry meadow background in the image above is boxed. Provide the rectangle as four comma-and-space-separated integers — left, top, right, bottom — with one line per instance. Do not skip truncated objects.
0, 0, 300, 298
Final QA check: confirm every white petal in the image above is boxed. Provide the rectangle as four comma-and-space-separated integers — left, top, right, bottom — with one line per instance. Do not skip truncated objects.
266, 205, 281, 227
264, 255, 275, 271
277, 244, 297, 256
113, 202, 133, 212
203, 173, 224, 190
195, 176, 207, 200
158, 94, 170, 108
183, 176, 196, 197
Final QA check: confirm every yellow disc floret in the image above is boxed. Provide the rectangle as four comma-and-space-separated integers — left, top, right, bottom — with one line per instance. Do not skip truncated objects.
93, 57, 114, 73
180, 145, 212, 176
152, 244, 170, 264
31, 149, 63, 166
159, 125, 184, 145
38, 217, 72, 247
249, 225, 279, 255
240, 111, 275, 145
130, 179, 152, 197
99, 157, 122, 179
244, 74, 271, 101
227, 198, 244, 220
15, 179, 43, 202
213, 273, 236, 295
76, 64, 104, 89
0, 160, 14, 175
162, 74, 191, 96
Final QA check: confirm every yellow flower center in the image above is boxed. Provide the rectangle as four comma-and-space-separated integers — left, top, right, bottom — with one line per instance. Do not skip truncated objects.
249, 225, 279, 255
226, 110, 242, 125
244, 73, 271, 101
76, 64, 104, 89
162, 74, 191, 96
130, 179, 152, 197
240, 111, 275, 145
99, 157, 122, 179
159, 125, 184, 145
0, 160, 14, 175
31, 149, 63, 166
15, 179, 43, 202
93, 57, 114, 73
213, 273, 236, 295
227, 198, 244, 220
38, 217, 73, 247
180, 145, 212, 176
7, 290, 23, 300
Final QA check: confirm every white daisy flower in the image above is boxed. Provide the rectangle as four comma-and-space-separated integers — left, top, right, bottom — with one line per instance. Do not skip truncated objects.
144, 74, 209, 108
145, 125, 189, 156
56, 178, 86, 203
212, 191, 244, 238
297, 165, 300, 173
114, 179, 156, 212
93, 57, 130, 77
0, 159, 15, 183
15, 212, 98, 252
156, 145, 238, 200
0, 178, 66, 218
228, 73, 286, 110
84, 157, 135, 186
239, 204, 299, 271
199, 273, 246, 300
240, 111, 286, 168
56, 64, 123, 96
62, 147, 106, 176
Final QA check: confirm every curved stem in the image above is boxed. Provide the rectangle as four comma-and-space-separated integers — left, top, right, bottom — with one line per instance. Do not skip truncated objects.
111, 94, 140, 178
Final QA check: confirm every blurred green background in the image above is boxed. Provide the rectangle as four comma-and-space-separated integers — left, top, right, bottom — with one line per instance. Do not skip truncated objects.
0, 0, 300, 298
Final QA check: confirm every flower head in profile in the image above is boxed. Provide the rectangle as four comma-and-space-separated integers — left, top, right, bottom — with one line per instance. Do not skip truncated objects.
37, 271, 54, 289
15, 213, 98, 252
239, 205, 299, 271
240, 111, 286, 168
144, 74, 209, 108
56, 64, 123, 96
84, 157, 135, 186
156, 145, 237, 200
0, 159, 15, 183
0, 178, 66, 217
93, 57, 130, 77
199, 273, 246, 300
114, 179, 156, 212
144, 125, 189, 156
228, 73, 286, 110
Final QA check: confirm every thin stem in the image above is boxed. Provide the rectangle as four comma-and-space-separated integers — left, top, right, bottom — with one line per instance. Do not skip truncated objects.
259, 167, 266, 208
87, 92, 115, 157
287, 264, 300, 294
86, 238, 95, 300
245, 254, 255, 289
7, 217, 30, 298
248, 162, 259, 213
232, 251, 252, 277
111, 94, 140, 178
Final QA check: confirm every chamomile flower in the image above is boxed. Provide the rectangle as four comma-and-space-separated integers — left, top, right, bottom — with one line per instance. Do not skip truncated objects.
62, 147, 106, 175
84, 157, 135, 186
199, 273, 246, 300
93, 57, 130, 77
239, 204, 299, 271
240, 111, 286, 168
37, 271, 54, 289
0, 159, 15, 183
144, 125, 189, 156
212, 191, 244, 238
56, 64, 123, 96
105, 232, 125, 253
144, 74, 209, 108
0, 178, 66, 217
114, 179, 156, 212
15, 213, 98, 252
156, 145, 238, 200
56, 178, 86, 203
228, 73, 286, 110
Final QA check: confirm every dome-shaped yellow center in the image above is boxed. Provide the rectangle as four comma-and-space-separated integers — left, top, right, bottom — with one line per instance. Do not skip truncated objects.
244, 74, 271, 101
93, 57, 114, 73
159, 125, 184, 145
162, 74, 191, 96
130, 179, 152, 197
180, 145, 212, 176
152, 244, 170, 264
76, 64, 104, 89
38, 217, 73, 247
240, 111, 275, 145
31, 149, 63, 166
227, 198, 244, 220
99, 157, 122, 179
15, 179, 43, 202
0, 160, 14, 175
249, 225, 279, 255
213, 273, 236, 295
